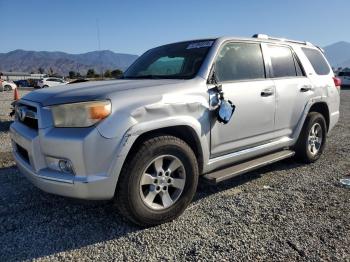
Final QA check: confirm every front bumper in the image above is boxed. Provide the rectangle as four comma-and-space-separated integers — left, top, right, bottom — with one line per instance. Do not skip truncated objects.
10, 114, 120, 200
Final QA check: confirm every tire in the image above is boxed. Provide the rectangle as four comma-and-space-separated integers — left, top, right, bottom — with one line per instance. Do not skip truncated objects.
42, 85, 49, 88
115, 135, 199, 226
4, 85, 11, 91
294, 112, 327, 163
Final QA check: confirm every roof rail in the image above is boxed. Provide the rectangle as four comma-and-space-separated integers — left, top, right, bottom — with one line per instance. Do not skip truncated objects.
252, 34, 313, 46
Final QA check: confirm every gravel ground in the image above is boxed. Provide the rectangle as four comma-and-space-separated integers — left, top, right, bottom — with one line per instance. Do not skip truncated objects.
0, 89, 349, 261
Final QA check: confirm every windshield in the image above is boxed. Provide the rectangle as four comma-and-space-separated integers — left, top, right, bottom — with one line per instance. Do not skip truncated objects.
123, 40, 215, 79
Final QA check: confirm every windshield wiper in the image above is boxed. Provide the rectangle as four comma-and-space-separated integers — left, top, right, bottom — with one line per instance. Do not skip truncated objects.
123, 75, 162, 79
123, 75, 187, 80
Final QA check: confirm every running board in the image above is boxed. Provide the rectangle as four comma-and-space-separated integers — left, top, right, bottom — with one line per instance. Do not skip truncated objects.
203, 150, 295, 183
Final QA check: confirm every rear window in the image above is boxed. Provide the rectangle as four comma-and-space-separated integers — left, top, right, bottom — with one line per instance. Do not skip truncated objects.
302, 48, 330, 75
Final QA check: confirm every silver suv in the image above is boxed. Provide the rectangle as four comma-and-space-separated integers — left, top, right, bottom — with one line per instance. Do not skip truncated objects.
10, 34, 340, 226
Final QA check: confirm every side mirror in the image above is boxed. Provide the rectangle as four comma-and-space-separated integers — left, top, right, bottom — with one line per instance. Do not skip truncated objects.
217, 99, 235, 124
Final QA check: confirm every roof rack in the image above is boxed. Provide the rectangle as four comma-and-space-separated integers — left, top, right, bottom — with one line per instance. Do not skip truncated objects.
252, 34, 313, 46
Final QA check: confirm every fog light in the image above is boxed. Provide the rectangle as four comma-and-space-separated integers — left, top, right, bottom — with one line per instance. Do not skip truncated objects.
58, 159, 73, 173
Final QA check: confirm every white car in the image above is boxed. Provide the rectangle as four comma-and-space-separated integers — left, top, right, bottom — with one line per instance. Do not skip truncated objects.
338, 71, 350, 86
37, 77, 68, 88
0, 79, 17, 91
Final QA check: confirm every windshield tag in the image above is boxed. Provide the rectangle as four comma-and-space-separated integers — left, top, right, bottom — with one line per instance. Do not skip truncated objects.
187, 41, 214, 49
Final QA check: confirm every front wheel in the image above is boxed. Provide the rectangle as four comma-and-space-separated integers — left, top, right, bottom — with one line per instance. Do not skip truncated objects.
294, 112, 327, 163
115, 135, 199, 226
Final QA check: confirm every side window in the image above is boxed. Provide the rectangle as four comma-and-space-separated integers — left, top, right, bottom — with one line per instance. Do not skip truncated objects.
215, 42, 265, 82
268, 45, 297, 78
302, 47, 330, 75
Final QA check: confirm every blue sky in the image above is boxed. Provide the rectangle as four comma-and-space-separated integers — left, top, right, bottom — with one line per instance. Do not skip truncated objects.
1, 0, 349, 55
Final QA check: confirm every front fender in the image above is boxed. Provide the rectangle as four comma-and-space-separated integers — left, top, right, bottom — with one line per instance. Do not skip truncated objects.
104, 115, 210, 187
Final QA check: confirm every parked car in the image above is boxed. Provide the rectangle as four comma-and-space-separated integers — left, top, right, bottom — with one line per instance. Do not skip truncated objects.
10, 35, 340, 226
14, 80, 30, 88
0, 79, 17, 91
338, 71, 350, 86
37, 77, 67, 88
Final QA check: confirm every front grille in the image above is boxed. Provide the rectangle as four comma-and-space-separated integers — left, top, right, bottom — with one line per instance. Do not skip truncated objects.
16, 144, 30, 164
16, 103, 39, 130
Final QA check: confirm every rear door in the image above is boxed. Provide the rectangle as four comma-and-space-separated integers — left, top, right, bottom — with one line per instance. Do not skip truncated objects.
210, 42, 276, 157
265, 44, 313, 137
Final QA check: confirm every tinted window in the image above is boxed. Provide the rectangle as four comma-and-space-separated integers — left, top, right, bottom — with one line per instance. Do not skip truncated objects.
339, 72, 350, 77
268, 45, 297, 78
215, 42, 265, 82
302, 48, 330, 75
124, 40, 214, 79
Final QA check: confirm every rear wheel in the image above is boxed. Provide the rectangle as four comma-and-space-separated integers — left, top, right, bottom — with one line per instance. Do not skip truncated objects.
4, 85, 11, 91
42, 85, 49, 88
115, 135, 199, 226
295, 112, 327, 163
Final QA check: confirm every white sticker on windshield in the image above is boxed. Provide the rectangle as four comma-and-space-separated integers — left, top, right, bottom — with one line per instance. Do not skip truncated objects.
187, 41, 214, 49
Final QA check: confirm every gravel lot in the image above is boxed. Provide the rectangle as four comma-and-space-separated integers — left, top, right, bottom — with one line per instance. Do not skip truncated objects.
0, 89, 349, 261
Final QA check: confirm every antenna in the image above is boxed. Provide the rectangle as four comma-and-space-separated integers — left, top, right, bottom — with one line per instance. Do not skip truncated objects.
96, 18, 103, 79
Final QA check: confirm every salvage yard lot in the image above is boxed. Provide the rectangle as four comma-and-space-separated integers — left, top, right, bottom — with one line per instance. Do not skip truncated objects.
0, 89, 349, 261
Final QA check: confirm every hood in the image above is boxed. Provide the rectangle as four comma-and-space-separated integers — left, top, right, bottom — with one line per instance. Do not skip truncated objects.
22, 79, 186, 106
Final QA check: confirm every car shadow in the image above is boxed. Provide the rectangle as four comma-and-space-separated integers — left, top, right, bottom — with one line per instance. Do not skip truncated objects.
0, 157, 304, 261
0, 120, 13, 133
193, 157, 304, 202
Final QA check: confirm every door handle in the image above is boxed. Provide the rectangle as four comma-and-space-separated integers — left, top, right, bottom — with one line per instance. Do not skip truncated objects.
261, 88, 274, 97
300, 85, 313, 92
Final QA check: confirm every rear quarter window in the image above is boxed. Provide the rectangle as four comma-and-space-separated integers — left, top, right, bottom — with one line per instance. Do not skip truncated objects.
302, 48, 330, 75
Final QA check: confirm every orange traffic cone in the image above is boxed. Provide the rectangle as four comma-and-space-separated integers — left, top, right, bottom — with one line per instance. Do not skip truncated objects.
14, 88, 20, 101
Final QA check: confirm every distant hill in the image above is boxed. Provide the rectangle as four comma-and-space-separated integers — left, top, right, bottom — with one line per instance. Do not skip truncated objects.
324, 41, 350, 68
0, 49, 138, 76
1, 42, 350, 76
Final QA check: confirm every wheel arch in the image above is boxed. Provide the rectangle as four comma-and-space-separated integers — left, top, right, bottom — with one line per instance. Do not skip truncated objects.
308, 102, 330, 131
122, 125, 204, 175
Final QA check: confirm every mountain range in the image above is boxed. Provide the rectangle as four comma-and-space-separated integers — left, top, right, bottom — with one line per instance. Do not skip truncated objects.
323, 41, 350, 69
0, 41, 349, 76
0, 50, 138, 76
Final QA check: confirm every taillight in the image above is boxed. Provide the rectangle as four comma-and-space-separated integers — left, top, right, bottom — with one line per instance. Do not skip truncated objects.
333, 77, 341, 89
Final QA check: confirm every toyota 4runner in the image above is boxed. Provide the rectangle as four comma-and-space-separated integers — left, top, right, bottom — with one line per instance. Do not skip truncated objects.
10, 34, 340, 226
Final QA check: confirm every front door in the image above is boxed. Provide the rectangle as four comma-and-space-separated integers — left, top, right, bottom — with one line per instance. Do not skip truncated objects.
210, 42, 276, 157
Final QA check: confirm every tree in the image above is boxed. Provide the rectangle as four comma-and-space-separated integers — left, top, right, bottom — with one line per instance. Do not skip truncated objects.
69, 71, 77, 79
38, 67, 45, 74
86, 69, 96, 78
111, 69, 123, 78
104, 70, 112, 78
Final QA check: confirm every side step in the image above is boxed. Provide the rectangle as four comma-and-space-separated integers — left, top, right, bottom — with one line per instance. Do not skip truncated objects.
203, 150, 295, 183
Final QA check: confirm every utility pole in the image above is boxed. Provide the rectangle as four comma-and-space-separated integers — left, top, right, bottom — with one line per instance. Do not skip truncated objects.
96, 18, 103, 80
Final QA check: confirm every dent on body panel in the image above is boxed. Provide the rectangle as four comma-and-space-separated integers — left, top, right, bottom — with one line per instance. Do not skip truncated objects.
129, 93, 211, 136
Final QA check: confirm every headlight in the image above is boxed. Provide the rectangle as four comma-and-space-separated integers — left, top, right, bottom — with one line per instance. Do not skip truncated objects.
51, 100, 111, 127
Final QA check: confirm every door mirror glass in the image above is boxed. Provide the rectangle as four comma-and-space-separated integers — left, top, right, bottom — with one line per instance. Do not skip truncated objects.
217, 99, 235, 124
